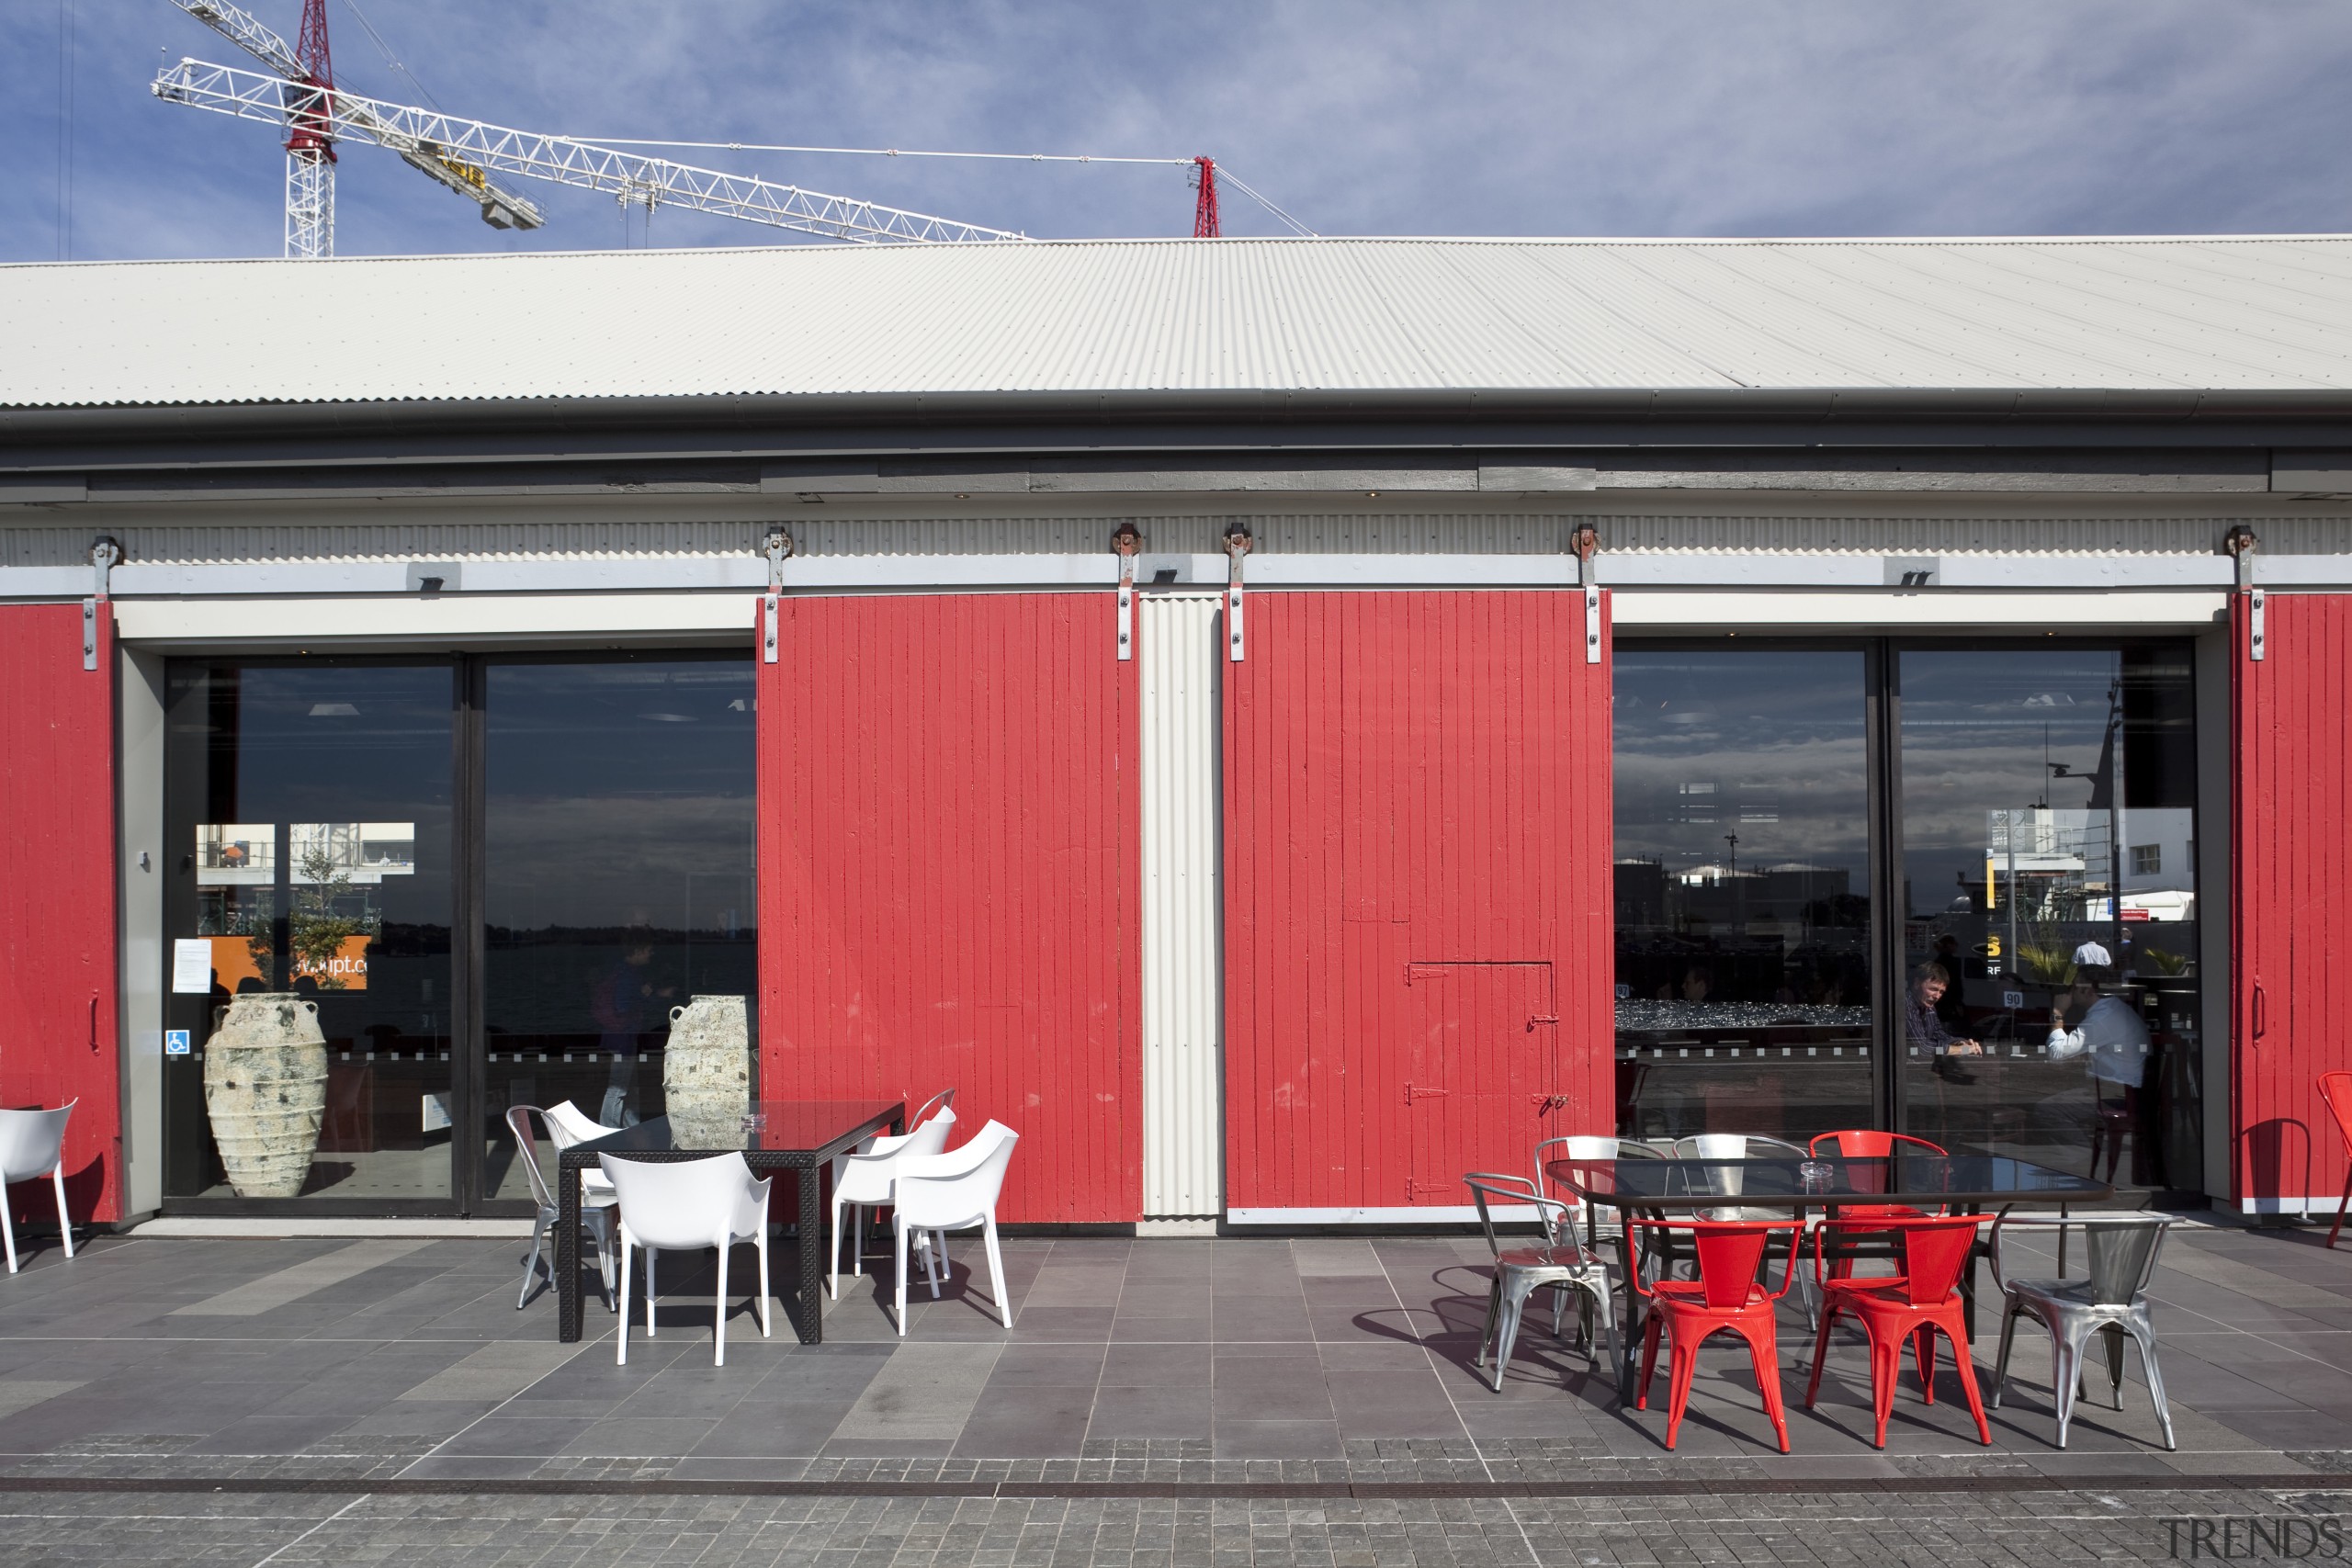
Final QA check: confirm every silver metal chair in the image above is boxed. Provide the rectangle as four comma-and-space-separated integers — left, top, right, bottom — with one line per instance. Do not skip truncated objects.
1989, 1212, 2177, 1450
1464, 1173, 1619, 1394
506, 1105, 617, 1313
1668, 1134, 1818, 1325
1533, 1135, 1662, 1338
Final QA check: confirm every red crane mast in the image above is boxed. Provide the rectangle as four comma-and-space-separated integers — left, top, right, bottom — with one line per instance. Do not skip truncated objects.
1191, 156, 1219, 238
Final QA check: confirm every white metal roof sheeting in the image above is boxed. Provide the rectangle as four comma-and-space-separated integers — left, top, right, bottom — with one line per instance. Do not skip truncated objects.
10, 236, 2352, 409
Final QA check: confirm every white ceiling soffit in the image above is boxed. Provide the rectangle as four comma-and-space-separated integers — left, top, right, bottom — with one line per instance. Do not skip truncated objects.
11, 236, 2352, 409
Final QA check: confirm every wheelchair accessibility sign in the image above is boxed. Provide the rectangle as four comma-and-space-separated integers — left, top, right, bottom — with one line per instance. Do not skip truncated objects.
165, 1030, 190, 1057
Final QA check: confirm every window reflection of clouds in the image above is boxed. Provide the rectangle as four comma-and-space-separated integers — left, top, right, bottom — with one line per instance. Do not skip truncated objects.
1614, 653, 1870, 872
1901, 653, 2121, 884
483, 794, 752, 933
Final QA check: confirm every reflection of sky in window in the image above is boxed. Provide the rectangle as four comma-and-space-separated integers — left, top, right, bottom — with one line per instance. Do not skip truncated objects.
1613, 652, 1869, 877
1900, 652, 2120, 916
483, 660, 755, 934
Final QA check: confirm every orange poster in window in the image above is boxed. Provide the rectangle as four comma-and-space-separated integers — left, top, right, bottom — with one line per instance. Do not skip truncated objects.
206, 934, 370, 993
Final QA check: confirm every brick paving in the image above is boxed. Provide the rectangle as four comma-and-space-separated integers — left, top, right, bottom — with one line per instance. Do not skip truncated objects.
0, 1215, 2345, 1562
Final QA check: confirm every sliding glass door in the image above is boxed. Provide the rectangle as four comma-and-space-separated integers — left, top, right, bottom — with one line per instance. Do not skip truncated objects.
1612, 650, 1875, 1142
1611, 638, 2204, 1196
162, 652, 756, 1213
477, 658, 759, 1205
163, 662, 458, 1203
1898, 647, 2202, 1187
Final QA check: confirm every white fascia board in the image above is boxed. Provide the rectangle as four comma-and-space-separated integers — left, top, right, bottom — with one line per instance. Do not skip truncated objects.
110, 556, 766, 596
1599, 554, 2233, 589
1613, 590, 2228, 627
778, 554, 1119, 589
0, 565, 98, 602
114, 592, 755, 645
1247, 554, 1578, 586
1225, 1205, 1532, 1225
2254, 555, 2352, 588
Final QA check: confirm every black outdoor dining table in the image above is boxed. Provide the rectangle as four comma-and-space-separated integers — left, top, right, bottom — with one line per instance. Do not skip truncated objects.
1543, 1153, 2113, 1401
555, 1099, 905, 1345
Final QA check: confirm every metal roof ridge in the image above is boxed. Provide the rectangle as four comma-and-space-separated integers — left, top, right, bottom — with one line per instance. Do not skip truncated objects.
11, 232, 2352, 272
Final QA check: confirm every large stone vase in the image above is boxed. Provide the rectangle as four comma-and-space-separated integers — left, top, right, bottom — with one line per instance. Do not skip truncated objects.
662, 995, 752, 1148
202, 993, 329, 1199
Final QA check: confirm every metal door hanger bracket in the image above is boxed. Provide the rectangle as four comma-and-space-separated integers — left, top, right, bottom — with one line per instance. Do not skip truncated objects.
2249, 587, 2266, 661
85, 536, 119, 672
1112, 523, 1141, 661
1224, 522, 1251, 663
761, 527, 793, 666
1584, 586, 1602, 665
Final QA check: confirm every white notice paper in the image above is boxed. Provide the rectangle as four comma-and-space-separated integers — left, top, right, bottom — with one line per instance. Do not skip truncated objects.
171, 939, 214, 994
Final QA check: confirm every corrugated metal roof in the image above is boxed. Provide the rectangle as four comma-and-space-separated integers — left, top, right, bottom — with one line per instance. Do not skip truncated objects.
10, 236, 2352, 409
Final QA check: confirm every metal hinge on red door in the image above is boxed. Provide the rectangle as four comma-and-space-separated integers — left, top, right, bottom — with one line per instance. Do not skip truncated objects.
1404, 1178, 1453, 1202
2227, 525, 2263, 661
1402, 1083, 1450, 1106
761, 527, 793, 665
1112, 523, 1141, 660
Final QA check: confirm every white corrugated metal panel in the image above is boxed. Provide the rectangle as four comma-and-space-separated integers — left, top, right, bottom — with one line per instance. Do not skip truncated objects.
1140, 594, 1224, 1218
10, 510, 2341, 569
16, 236, 2352, 408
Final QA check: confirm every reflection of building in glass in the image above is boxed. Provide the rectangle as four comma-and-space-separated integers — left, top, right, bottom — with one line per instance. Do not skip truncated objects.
195, 823, 275, 886
1986, 807, 2192, 922
291, 822, 416, 883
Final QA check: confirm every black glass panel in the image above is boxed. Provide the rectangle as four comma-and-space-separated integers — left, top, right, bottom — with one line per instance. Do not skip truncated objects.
164, 663, 456, 1201
481, 657, 758, 1200
1898, 647, 2201, 1190
1612, 650, 1874, 1142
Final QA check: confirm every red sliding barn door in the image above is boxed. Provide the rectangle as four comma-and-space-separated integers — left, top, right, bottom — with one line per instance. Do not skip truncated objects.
1222, 592, 1612, 1218
2233, 591, 2352, 1214
0, 604, 121, 1224
757, 594, 1141, 1223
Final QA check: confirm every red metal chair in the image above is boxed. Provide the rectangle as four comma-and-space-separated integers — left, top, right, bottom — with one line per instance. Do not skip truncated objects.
2321, 1072, 2352, 1250
1806, 1129, 1951, 1289
1804, 1213, 1991, 1449
1805, 1129, 1950, 1217
1629, 1217, 1801, 1453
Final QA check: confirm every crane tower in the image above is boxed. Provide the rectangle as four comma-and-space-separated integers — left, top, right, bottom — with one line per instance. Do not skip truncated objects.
282, 0, 334, 257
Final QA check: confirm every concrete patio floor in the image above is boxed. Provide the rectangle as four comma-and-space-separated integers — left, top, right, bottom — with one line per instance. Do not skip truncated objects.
0, 1215, 2346, 1563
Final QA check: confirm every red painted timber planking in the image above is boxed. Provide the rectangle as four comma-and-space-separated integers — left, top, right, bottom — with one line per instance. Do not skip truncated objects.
2233, 592, 2352, 1212
1222, 591, 1612, 1213
0, 604, 120, 1224
756, 593, 1141, 1223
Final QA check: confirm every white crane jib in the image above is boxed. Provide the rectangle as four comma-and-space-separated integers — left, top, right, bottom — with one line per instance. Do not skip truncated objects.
153, 58, 1032, 246
166, 0, 546, 248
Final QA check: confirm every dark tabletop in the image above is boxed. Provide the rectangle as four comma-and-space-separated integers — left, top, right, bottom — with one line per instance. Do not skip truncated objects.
568, 1100, 905, 1158
1545, 1153, 2112, 1210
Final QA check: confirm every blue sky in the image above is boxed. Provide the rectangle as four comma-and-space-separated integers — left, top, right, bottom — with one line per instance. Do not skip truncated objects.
6, 0, 2351, 261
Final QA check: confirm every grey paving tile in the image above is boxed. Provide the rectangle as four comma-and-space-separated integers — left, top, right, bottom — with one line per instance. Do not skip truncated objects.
951, 1385, 1094, 1458
1212, 1417, 1345, 1459
420, 1415, 582, 1458
560, 1414, 718, 1457
1101, 1342, 1212, 1386
1087, 1384, 1213, 1440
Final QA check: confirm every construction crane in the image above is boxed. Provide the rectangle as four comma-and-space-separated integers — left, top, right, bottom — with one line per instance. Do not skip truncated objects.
168, 0, 545, 255
155, 59, 1030, 249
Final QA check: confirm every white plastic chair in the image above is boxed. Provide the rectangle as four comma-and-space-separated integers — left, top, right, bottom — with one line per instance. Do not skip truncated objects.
505, 1105, 617, 1312
600, 1152, 772, 1366
830, 1106, 956, 1300
890, 1120, 1019, 1335
544, 1099, 620, 1198
0, 1100, 74, 1274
